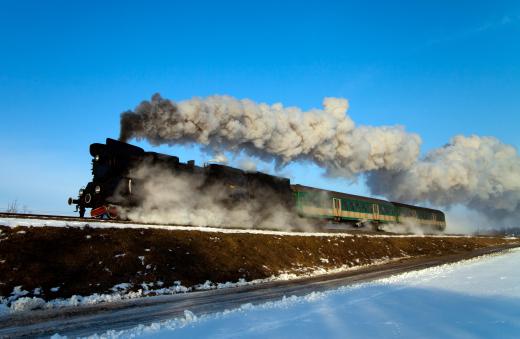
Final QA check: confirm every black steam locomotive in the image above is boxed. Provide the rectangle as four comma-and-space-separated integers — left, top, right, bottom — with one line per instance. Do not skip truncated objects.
69, 138, 446, 232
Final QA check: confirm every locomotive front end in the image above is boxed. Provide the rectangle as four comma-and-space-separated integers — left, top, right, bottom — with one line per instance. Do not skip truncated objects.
68, 138, 144, 218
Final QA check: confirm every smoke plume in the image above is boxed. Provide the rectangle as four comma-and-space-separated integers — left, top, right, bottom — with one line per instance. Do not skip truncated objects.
120, 94, 421, 177
120, 94, 520, 224
367, 135, 520, 220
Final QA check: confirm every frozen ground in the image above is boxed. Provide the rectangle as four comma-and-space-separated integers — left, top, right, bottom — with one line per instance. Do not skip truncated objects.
89, 248, 520, 339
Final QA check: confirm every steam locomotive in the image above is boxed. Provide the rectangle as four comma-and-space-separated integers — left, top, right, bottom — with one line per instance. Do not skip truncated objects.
69, 138, 446, 232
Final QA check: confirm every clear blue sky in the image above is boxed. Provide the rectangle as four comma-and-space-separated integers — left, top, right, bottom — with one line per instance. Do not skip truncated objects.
1, 0, 519, 214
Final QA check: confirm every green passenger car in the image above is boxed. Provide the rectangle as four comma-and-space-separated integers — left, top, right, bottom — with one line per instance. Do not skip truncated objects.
291, 184, 446, 231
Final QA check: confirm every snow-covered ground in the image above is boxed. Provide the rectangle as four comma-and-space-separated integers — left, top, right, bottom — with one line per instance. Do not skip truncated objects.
86, 248, 520, 339
0, 217, 469, 238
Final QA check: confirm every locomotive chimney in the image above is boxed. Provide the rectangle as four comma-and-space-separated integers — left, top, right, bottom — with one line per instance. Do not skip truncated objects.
187, 160, 195, 167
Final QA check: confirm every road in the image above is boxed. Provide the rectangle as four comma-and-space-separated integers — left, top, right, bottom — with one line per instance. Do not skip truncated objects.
0, 244, 517, 338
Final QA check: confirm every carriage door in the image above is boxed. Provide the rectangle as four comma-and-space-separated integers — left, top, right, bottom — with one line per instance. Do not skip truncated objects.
332, 198, 341, 219
372, 204, 380, 221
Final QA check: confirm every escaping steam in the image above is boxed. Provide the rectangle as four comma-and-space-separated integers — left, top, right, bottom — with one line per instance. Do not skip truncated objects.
115, 162, 313, 231
120, 94, 520, 225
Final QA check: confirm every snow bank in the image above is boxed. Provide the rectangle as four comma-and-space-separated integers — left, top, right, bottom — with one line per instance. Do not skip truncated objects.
0, 258, 399, 315
87, 248, 520, 339
0, 283, 190, 315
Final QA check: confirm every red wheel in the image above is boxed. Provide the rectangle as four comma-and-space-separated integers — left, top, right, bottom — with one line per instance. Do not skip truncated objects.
107, 205, 118, 219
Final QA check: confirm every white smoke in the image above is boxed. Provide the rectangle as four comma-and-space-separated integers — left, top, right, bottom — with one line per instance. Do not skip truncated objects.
208, 153, 229, 164
120, 94, 421, 177
115, 162, 313, 231
367, 135, 520, 221
378, 221, 430, 236
120, 94, 520, 226
238, 158, 257, 172
445, 206, 492, 234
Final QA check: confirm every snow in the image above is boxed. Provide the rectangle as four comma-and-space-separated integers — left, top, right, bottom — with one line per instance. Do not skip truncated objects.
10, 297, 46, 312
0, 259, 399, 315
10, 286, 29, 298
0, 217, 475, 238
0, 283, 190, 315
111, 283, 132, 292
89, 248, 520, 339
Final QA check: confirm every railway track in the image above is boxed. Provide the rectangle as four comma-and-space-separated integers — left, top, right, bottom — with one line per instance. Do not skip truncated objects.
0, 212, 387, 234
1, 212, 94, 222
0, 212, 186, 228
0, 212, 487, 237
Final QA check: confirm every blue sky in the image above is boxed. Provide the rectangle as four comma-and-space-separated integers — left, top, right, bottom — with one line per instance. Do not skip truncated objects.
1, 0, 519, 214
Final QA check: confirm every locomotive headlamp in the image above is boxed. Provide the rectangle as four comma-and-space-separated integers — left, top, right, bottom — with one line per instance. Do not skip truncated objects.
95, 185, 101, 194
95, 155, 100, 161
79, 188, 84, 196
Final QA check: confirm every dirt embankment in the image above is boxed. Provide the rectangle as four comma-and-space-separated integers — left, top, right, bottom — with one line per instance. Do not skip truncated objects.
0, 225, 518, 301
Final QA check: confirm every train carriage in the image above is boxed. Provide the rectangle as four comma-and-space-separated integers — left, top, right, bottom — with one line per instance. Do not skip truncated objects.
292, 184, 398, 225
392, 202, 446, 231
291, 185, 446, 231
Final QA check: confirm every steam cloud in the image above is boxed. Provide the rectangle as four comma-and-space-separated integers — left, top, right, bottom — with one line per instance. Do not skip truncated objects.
367, 135, 520, 220
120, 94, 520, 223
115, 162, 313, 231
120, 94, 421, 177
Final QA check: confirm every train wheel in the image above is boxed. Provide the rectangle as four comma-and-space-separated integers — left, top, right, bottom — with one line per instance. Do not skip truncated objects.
107, 205, 118, 219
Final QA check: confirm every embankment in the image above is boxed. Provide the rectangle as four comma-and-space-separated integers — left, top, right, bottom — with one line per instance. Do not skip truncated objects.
0, 225, 518, 302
